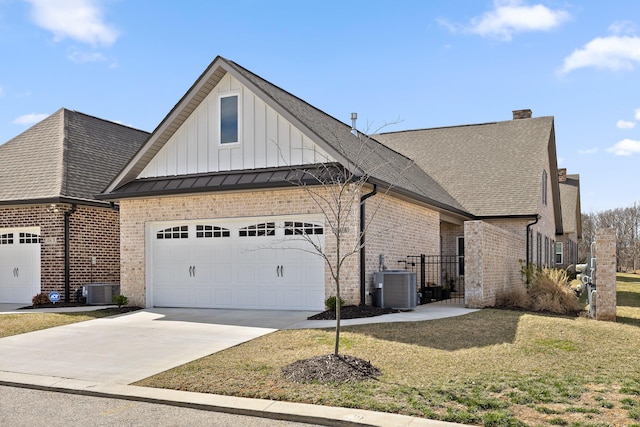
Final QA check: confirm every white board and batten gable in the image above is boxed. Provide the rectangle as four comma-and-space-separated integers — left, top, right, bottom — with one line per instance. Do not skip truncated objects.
138, 73, 334, 179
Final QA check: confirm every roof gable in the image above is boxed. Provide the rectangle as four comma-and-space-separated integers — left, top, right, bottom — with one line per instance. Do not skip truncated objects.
0, 108, 149, 205
375, 117, 561, 221
105, 56, 468, 216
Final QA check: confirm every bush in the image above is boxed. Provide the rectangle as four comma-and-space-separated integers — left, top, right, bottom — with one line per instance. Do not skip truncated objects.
32, 292, 50, 306
497, 268, 581, 315
325, 295, 345, 311
113, 294, 128, 308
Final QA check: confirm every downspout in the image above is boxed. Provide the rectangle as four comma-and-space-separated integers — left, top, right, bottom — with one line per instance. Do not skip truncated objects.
64, 204, 77, 303
359, 184, 377, 305
525, 215, 540, 273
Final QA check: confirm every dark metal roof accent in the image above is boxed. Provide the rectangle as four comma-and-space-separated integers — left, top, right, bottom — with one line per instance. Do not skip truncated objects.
97, 164, 348, 200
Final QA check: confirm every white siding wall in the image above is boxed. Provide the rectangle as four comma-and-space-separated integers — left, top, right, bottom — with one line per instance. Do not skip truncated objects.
139, 74, 333, 178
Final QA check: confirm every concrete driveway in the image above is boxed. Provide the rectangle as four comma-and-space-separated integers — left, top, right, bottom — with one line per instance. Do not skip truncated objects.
0, 307, 316, 385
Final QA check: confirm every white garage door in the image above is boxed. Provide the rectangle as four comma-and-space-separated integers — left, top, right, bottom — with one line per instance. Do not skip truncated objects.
0, 227, 41, 303
148, 217, 325, 310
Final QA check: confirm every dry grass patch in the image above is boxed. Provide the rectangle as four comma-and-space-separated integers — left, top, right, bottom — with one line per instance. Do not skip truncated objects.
138, 285, 640, 426
0, 308, 138, 338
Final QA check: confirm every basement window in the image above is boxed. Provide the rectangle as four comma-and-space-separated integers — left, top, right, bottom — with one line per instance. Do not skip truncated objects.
284, 221, 324, 235
239, 222, 275, 237
196, 225, 230, 238
157, 225, 189, 239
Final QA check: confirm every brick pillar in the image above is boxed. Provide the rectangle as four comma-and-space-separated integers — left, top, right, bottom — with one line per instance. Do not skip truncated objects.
595, 228, 616, 321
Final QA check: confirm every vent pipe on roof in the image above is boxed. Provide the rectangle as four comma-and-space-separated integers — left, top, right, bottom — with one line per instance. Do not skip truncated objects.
351, 112, 358, 137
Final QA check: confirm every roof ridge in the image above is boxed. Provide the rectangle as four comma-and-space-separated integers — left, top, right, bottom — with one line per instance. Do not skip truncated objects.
377, 115, 554, 136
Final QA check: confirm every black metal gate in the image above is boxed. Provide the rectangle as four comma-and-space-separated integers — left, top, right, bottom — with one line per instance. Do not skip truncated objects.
399, 255, 465, 304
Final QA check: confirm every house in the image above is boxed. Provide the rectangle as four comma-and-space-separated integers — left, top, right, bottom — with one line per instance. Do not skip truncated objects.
0, 109, 149, 304
100, 56, 580, 310
556, 169, 581, 268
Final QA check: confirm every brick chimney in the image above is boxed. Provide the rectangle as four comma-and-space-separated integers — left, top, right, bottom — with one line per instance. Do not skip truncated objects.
558, 168, 567, 182
512, 109, 532, 120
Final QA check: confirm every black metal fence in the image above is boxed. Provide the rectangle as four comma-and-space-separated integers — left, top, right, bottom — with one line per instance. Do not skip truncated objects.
398, 255, 465, 304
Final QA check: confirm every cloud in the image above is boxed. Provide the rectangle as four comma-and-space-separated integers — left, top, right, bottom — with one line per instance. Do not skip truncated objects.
440, 0, 571, 41
12, 113, 48, 126
578, 148, 598, 155
607, 139, 640, 156
617, 120, 636, 129
68, 48, 107, 64
636, 108, 640, 121
560, 35, 640, 74
609, 20, 638, 36
26, 0, 119, 46
0, 85, 4, 97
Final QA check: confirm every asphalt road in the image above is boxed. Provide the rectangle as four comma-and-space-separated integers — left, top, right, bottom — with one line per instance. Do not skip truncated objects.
0, 385, 325, 427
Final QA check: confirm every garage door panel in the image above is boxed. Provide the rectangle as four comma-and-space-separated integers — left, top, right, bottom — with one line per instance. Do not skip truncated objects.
150, 218, 325, 310
0, 227, 41, 304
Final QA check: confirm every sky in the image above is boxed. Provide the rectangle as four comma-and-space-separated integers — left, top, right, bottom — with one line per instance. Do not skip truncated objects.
0, 0, 639, 213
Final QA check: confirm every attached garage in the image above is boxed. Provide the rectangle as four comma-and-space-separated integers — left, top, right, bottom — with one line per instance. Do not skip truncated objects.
147, 216, 325, 310
0, 227, 41, 303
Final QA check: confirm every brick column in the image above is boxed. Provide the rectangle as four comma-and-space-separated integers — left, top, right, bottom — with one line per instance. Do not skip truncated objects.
595, 228, 616, 321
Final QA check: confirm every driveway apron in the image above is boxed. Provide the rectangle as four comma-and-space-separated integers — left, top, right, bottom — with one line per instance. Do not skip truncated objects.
0, 308, 315, 384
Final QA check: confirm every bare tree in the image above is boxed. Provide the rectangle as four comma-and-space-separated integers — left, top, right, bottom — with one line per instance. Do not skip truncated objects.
284, 121, 409, 356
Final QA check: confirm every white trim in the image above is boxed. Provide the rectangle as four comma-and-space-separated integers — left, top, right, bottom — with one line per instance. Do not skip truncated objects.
219, 92, 241, 146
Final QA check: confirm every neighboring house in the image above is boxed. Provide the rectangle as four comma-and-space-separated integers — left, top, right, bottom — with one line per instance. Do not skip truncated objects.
100, 56, 581, 310
0, 109, 149, 304
556, 169, 581, 269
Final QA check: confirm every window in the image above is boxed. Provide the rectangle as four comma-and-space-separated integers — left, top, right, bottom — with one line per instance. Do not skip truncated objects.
220, 94, 239, 144
0, 233, 13, 245
556, 242, 563, 265
456, 236, 465, 276
196, 225, 230, 238
544, 236, 549, 267
284, 221, 324, 236
542, 170, 548, 206
157, 225, 188, 239
536, 232, 542, 266
19, 232, 40, 244
239, 222, 275, 237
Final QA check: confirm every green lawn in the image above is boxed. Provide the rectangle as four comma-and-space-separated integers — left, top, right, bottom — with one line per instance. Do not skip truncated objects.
137, 274, 640, 427
0, 308, 135, 338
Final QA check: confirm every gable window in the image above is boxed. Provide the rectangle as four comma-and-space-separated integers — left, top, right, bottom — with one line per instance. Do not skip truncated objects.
542, 170, 548, 206
556, 242, 563, 265
239, 222, 275, 237
220, 94, 239, 144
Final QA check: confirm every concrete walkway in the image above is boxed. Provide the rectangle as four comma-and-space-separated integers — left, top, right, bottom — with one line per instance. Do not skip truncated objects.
0, 303, 476, 426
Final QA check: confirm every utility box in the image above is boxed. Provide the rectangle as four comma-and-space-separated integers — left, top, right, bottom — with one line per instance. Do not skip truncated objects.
373, 270, 417, 310
83, 283, 120, 305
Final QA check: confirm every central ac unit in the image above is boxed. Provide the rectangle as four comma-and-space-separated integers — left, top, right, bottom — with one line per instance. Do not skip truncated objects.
374, 270, 417, 310
83, 283, 120, 305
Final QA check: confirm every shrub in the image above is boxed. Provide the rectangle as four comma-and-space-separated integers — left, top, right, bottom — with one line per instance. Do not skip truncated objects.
498, 268, 581, 314
113, 294, 128, 308
325, 295, 345, 311
32, 292, 50, 306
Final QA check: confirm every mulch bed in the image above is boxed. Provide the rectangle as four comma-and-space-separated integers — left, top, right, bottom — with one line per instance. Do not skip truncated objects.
282, 354, 381, 383
307, 304, 400, 320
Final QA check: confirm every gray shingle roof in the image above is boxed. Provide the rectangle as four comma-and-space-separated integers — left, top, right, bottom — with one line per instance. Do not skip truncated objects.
375, 117, 558, 218
0, 108, 149, 205
105, 57, 469, 216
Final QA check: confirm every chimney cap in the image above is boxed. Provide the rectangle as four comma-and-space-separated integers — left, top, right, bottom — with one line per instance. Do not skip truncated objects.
512, 109, 532, 120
